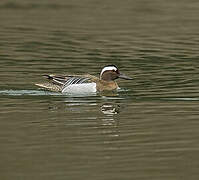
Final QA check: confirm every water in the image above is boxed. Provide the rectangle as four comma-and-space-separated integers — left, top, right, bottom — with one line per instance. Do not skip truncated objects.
1, 0, 199, 179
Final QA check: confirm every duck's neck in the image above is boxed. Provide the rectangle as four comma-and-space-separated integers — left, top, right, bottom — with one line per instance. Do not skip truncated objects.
97, 80, 118, 91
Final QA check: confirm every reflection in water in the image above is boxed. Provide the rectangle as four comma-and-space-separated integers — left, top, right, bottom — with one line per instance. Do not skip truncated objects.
101, 103, 120, 116
100, 103, 120, 142
47, 98, 121, 135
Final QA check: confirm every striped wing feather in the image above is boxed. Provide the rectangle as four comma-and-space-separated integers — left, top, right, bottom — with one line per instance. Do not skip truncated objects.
44, 74, 97, 88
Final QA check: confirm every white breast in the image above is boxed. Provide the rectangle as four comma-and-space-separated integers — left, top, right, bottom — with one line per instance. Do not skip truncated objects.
61, 83, 96, 94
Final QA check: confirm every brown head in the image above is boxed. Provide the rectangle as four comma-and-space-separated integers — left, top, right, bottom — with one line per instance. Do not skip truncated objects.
100, 65, 132, 81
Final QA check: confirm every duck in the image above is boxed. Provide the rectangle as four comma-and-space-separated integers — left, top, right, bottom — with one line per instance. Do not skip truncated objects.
35, 65, 132, 94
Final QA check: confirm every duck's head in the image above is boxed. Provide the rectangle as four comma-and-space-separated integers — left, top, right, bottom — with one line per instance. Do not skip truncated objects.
100, 65, 132, 81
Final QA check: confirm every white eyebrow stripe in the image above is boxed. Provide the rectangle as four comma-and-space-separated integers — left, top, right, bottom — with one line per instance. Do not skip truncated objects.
100, 66, 117, 78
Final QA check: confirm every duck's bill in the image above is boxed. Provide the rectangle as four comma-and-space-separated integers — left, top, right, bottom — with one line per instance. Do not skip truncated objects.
119, 73, 133, 80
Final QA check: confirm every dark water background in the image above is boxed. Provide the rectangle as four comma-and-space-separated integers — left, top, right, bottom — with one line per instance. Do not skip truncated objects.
1, 0, 199, 179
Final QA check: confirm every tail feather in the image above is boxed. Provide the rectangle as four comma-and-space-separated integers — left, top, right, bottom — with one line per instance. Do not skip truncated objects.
43, 74, 66, 85
43, 74, 54, 79
35, 83, 62, 92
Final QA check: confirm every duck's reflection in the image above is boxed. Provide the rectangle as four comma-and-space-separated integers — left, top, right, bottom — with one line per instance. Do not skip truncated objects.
48, 99, 121, 150
101, 103, 120, 116
99, 103, 121, 156
100, 103, 120, 138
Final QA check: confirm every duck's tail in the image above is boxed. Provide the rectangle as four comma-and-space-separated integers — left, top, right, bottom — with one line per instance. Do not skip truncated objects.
35, 83, 62, 92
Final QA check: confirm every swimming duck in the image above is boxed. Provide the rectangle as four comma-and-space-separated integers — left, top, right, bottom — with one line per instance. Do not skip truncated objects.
35, 65, 132, 93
